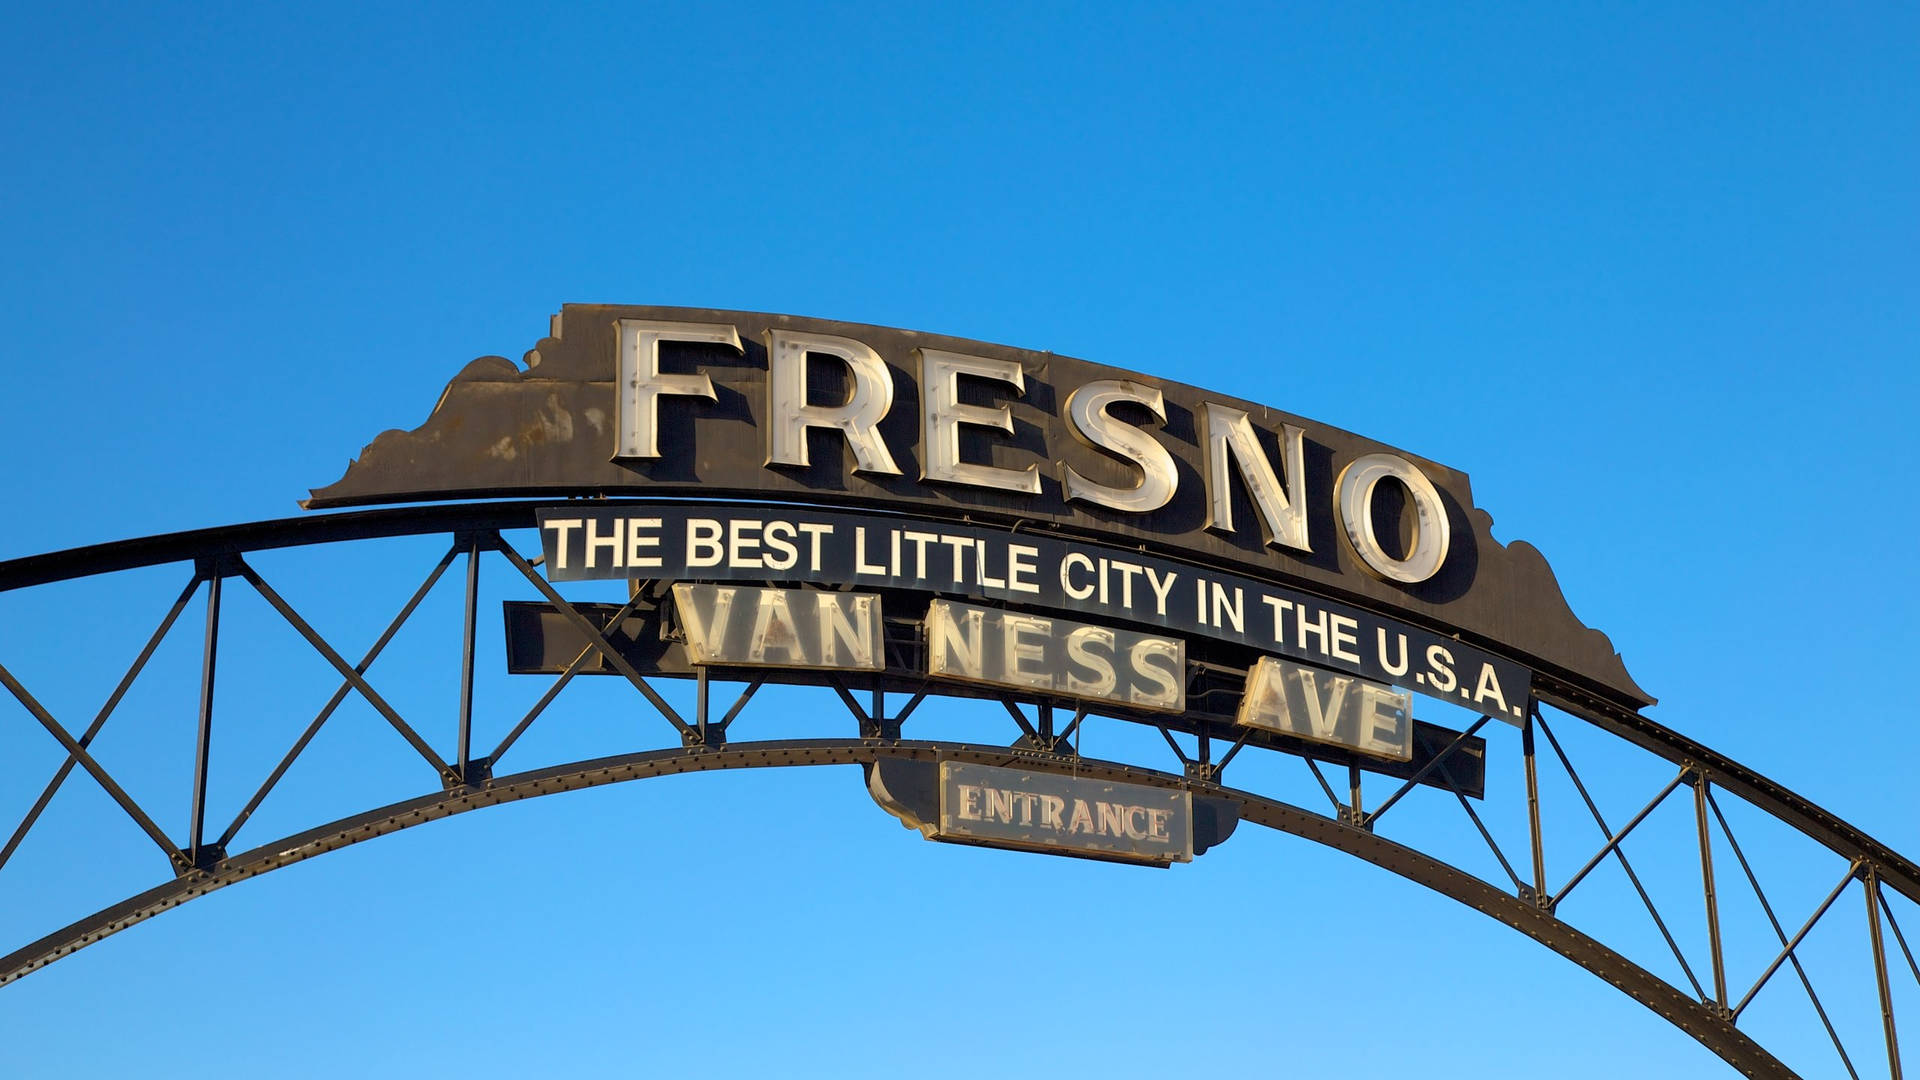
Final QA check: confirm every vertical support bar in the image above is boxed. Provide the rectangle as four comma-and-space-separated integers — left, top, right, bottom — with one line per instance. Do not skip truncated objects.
188, 573, 222, 868
695, 666, 710, 743
1868, 866, 1904, 1079
1523, 707, 1547, 903
1694, 772, 1729, 1011
456, 535, 480, 780
1347, 761, 1363, 822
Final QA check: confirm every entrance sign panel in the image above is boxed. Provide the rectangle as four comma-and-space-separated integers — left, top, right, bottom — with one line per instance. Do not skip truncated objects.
1237, 656, 1415, 761
307, 305, 1651, 711
935, 762, 1194, 865
538, 504, 1529, 719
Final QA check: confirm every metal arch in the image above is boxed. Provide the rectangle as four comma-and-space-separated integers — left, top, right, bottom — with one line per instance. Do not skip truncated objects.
5, 501, 1915, 901
2, 500, 1917, 1078
0, 739, 1789, 1077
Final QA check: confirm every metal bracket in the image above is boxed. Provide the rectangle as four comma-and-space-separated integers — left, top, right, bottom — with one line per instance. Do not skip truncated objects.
445, 757, 493, 790
682, 725, 729, 748
192, 553, 244, 580
170, 843, 227, 876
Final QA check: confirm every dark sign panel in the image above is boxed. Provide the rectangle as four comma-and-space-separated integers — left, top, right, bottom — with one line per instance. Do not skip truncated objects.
537, 504, 1530, 721
501, 597, 1492, 799
306, 305, 1650, 712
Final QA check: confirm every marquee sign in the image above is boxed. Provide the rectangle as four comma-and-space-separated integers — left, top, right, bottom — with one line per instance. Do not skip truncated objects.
308, 304, 1649, 713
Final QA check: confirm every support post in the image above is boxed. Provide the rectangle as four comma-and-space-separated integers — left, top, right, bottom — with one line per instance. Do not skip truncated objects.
189, 573, 222, 869
456, 534, 479, 782
1867, 866, 1904, 1079
1523, 707, 1547, 905
1694, 772, 1729, 1013
695, 666, 710, 745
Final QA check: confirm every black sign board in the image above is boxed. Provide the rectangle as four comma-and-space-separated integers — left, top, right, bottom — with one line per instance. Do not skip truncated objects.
536, 503, 1530, 722
499, 595, 1490, 799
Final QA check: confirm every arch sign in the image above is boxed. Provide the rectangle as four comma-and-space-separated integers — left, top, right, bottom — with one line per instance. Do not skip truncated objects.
304, 305, 1650, 859
10, 304, 1908, 1079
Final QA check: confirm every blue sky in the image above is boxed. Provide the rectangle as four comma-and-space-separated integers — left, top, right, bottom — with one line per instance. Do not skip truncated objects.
1, 4, 1916, 1077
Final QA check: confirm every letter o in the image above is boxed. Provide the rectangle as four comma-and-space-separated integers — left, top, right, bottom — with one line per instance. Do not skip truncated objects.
1335, 454, 1450, 584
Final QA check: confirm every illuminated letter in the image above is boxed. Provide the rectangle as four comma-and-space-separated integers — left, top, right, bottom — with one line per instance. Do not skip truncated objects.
1235, 659, 1292, 733
747, 590, 803, 663
927, 600, 986, 677
916, 349, 1039, 493
1001, 613, 1053, 690
1336, 453, 1450, 584
1198, 403, 1310, 553
674, 585, 738, 656
1295, 667, 1353, 740
613, 319, 740, 459
1064, 625, 1118, 698
764, 329, 902, 475
1356, 682, 1413, 760
1129, 638, 1183, 710
817, 594, 878, 669
1061, 380, 1177, 514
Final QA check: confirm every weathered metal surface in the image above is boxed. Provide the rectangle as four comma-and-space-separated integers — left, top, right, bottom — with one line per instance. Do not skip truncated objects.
304, 305, 1651, 711
868, 758, 1199, 865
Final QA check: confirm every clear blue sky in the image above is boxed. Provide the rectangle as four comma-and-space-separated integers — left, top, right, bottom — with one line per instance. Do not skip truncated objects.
1, 3, 1916, 1077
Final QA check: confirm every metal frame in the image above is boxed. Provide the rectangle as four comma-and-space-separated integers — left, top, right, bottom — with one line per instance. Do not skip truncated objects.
2, 500, 1916, 1080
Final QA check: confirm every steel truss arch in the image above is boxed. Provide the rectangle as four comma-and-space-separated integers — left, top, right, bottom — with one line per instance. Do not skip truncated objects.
0, 739, 1790, 1076
0, 501, 1915, 1079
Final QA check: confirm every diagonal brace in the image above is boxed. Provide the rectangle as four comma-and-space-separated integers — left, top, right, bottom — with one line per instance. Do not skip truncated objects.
0, 660, 184, 868
1707, 788, 1860, 1077
490, 537, 693, 739
489, 591, 650, 767
218, 544, 461, 847
2, 573, 200, 874
1364, 715, 1491, 828
1551, 765, 1689, 907
1537, 714, 1707, 1001
236, 557, 452, 779
1732, 860, 1860, 1019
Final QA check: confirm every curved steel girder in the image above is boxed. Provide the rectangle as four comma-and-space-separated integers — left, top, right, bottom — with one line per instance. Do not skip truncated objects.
0, 738, 1793, 1079
3, 500, 1915, 912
